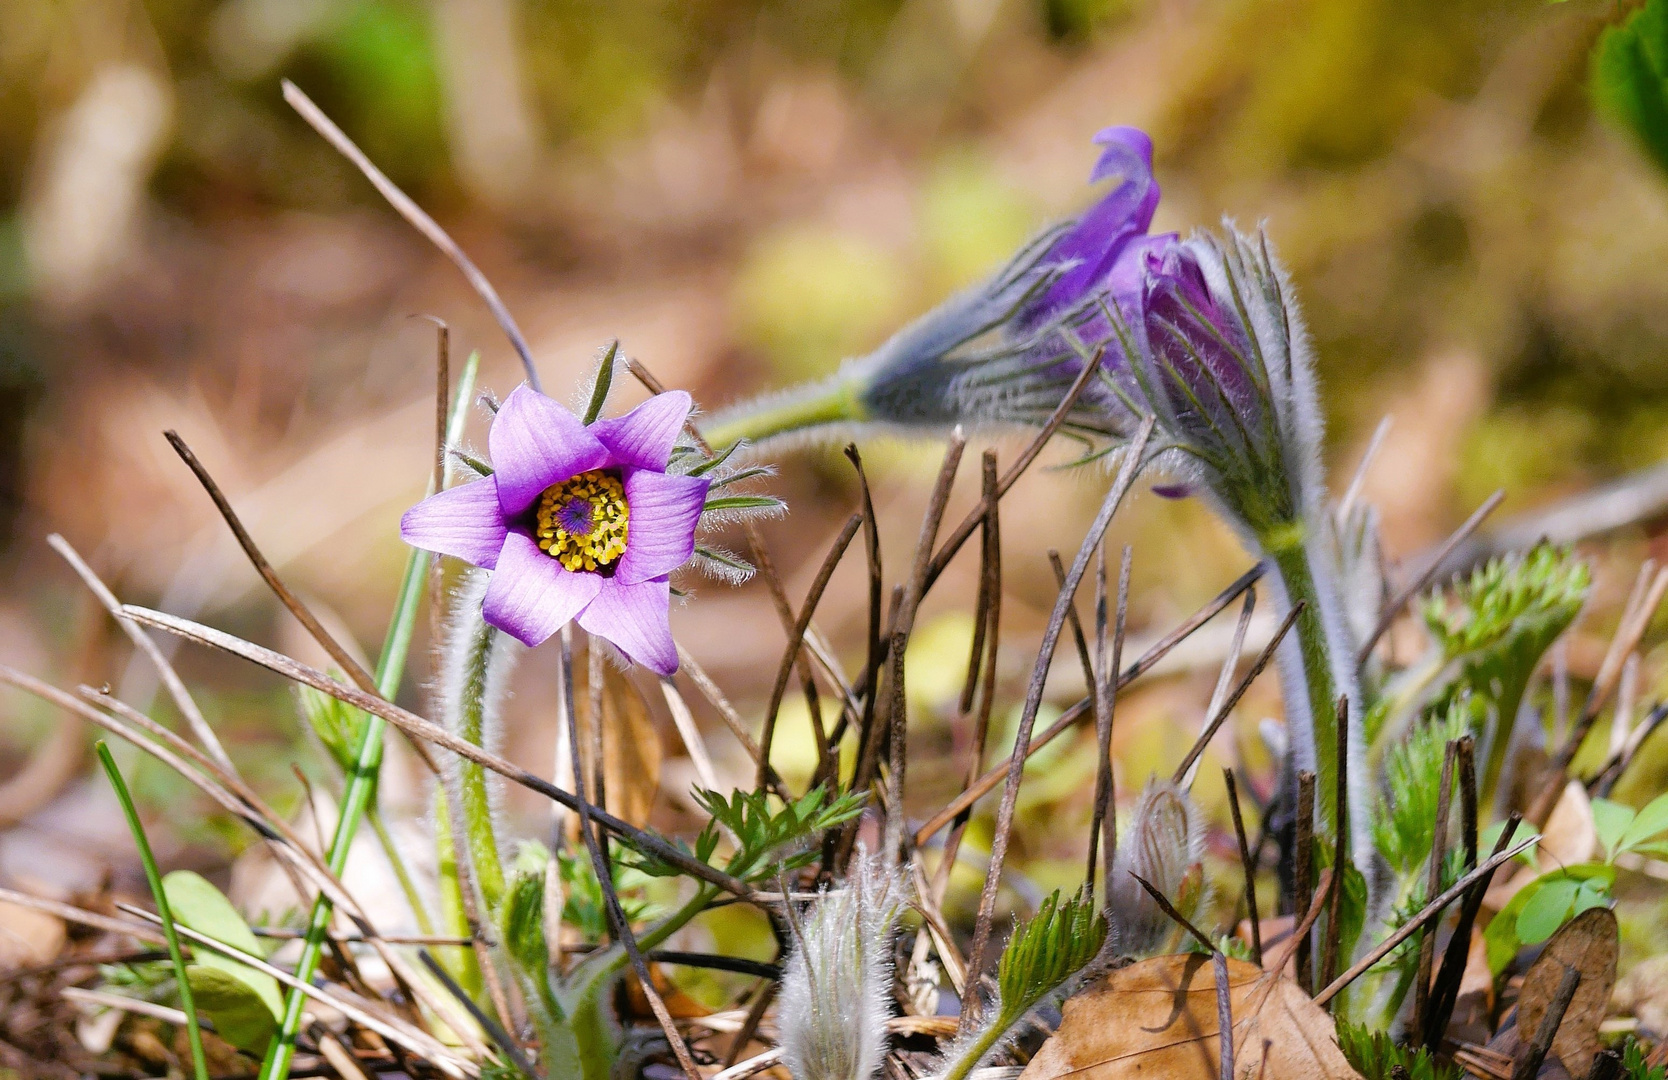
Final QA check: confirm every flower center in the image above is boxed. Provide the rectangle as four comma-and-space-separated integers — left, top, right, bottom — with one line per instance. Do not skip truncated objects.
535, 470, 629, 572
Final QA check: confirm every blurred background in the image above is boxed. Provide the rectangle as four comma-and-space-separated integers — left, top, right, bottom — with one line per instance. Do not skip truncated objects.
4, 0, 1668, 983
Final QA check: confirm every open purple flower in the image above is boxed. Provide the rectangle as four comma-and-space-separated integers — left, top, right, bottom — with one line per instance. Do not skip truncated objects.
400, 385, 710, 675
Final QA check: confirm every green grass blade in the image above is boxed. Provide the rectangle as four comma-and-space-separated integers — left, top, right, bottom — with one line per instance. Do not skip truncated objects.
96, 741, 211, 1080
262, 351, 480, 1080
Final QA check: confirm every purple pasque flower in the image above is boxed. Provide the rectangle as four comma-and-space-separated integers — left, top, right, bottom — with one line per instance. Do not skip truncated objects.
400, 385, 709, 675
1016, 125, 1168, 333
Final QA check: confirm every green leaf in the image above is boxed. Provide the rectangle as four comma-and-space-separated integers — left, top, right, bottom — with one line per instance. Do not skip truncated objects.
1619, 790, 1668, 852
995, 890, 1107, 1030
1593, 798, 1636, 859
162, 872, 283, 1025
581, 341, 619, 424
1485, 864, 1614, 973
1516, 876, 1579, 945
1335, 1019, 1462, 1080
1573, 876, 1612, 917
297, 681, 371, 783
184, 965, 278, 1053
702, 494, 787, 515
1593, 0, 1668, 179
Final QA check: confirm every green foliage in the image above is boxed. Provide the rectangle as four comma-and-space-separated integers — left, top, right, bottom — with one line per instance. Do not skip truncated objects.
1623, 1037, 1668, 1080
1422, 544, 1588, 794
1484, 864, 1614, 974
628, 785, 866, 885
1374, 706, 1468, 875
500, 847, 552, 979
183, 966, 278, 1053
556, 849, 658, 945
1593, 0, 1668, 179
1335, 1020, 1460, 1080
161, 872, 283, 1026
296, 680, 371, 788
995, 890, 1108, 1027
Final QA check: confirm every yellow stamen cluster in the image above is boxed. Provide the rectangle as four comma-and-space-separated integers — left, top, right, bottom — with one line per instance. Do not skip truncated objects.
535, 470, 629, 572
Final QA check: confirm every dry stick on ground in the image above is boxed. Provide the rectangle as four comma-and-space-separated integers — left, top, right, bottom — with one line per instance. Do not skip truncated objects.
1592, 702, 1668, 797
1224, 769, 1263, 966
932, 451, 1002, 909
1127, 873, 1234, 1080
1313, 834, 1539, 1008
282, 81, 539, 389
1084, 542, 1111, 896
424, 319, 450, 659
558, 629, 702, 1080
913, 560, 1265, 846
1513, 964, 1582, 1080
120, 606, 759, 901
722, 980, 778, 1069
163, 430, 443, 777
1293, 771, 1317, 995
1412, 740, 1459, 1036
846, 357, 1103, 709
1358, 489, 1505, 664
1170, 604, 1303, 788
46, 535, 233, 773
1532, 564, 1668, 826
960, 416, 1153, 1033
1180, 589, 1256, 789
849, 584, 905, 842
1049, 550, 1100, 718
756, 513, 863, 791
1423, 814, 1522, 1051
418, 952, 536, 1080
1319, 698, 1350, 999
0, 886, 167, 946
674, 647, 791, 800
844, 444, 885, 749
885, 627, 910, 865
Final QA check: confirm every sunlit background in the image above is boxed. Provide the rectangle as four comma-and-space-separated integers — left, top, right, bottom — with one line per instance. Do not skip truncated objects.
4, 0, 1668, 983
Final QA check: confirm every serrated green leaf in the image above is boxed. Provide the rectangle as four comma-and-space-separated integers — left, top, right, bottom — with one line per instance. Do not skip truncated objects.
162, 872, 282, 1027
1619, 790, 1668, 852
995, 890, 1107, 1029
1593, 798, 1636, 859
183, 965, 277, 1052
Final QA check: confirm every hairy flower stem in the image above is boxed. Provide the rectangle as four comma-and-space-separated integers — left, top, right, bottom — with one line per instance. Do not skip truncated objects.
432, 794, 481, 996
703, 377, 866, 450
1269, 537, 1342, 842
940, 1019, 1009, 1080
447, 604, 508, 912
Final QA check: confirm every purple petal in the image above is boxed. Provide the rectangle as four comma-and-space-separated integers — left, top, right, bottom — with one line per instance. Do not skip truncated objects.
616, 470, 710, 584
490, 385, 611, 517
1151, 482, 1196, 500
400, 477, 508, 569
577, 576, 677, 675
1019, 127, 1162, 333
482, 532, 602, 647
589, 391, 692, 471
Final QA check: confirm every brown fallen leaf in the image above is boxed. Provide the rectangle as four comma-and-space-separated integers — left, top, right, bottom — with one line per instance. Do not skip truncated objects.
0, 897, 66, 970
1515, 907, 1618, 1079
572, 659, 663, 832
1019, 954, 1364, 1080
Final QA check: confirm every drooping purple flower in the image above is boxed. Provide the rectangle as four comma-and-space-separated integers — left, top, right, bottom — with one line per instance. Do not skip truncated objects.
1016, 125, 1169, 333
400, 385, 710, 675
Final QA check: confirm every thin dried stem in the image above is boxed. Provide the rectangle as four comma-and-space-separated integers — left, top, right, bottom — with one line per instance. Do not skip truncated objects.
1412, 740, 1458, 1034
123, 605, 757, 900
1358, 489, 1505, 664
1171, 602, 1301, 787
282, 81, 539, 389
885, 627, 910, 866
560, 629, 701, 1080
1513, 964, 1580, 1080
1313, 834, 1539, 1007
1423, 814, 1522, 1050
1182, 588, 1256, 788
913, 555, 1262, 847
961, 416, 1152, 1031
47, 535, 232, 774
1224, 768, 1262, 965
1293, 771, 1316, 994
1048, 549, 1098, 723
756, 513, 862, 790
